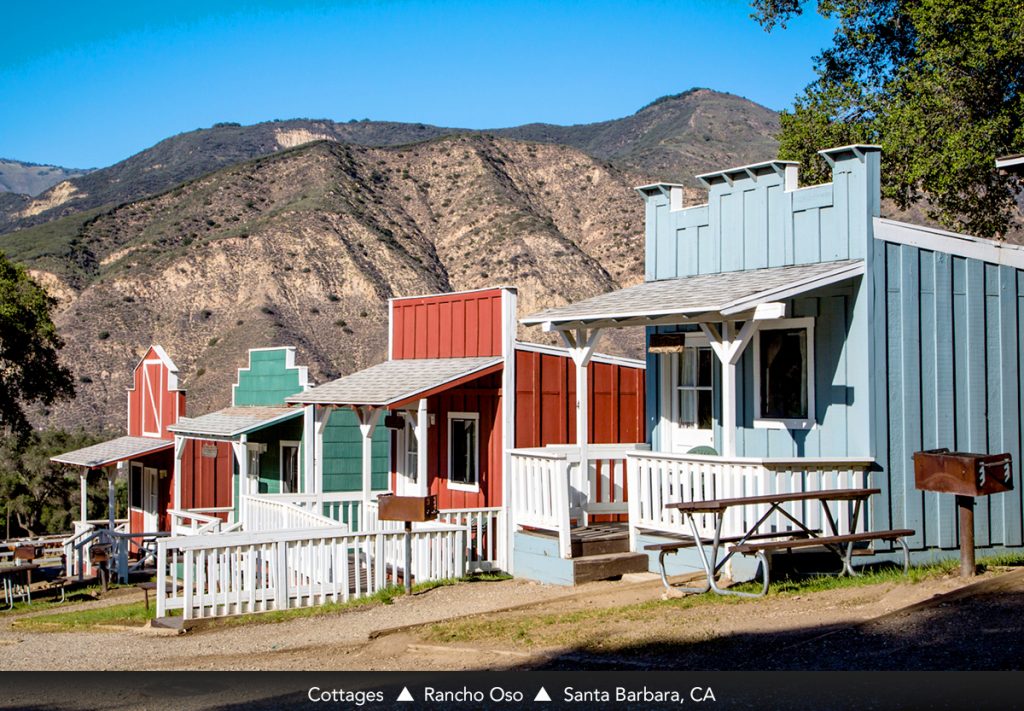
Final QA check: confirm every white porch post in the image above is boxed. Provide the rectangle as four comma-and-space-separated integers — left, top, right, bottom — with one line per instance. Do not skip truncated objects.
110, 462, 124, 530
303, 405, 315, 494
415, 398, 429, 497
700, 304, 781, 457
173, 435, 185, 510
79, 472, 88, 523
356, 407, 382, 510
232, 435, 248, 525
560, 327, 602, 520
313, 405, 333, 496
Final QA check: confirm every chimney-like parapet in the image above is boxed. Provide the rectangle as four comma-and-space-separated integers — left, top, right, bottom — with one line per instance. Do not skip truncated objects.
696, 159, 800, 193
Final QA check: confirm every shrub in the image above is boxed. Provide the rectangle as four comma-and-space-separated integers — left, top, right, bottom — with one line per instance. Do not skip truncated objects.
98, 331, 110, 340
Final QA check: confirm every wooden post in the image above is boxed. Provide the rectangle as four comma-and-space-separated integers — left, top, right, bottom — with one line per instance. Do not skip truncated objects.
404, 521, 413, 594
561, 327, 602, 518
416, 398, 429, 497
80, 472, 88, 523
957, 495, 976, 577
356, 407, 381, 521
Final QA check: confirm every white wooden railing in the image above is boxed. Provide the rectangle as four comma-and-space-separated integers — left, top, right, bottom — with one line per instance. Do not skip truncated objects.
244, 494, 506, 571
63, 519, 128, 578
246, 492, 368, 529
509, 448, 573, 558
627, 451, 875, 548
240, 495, 344, 533
168, 508, 238, 536
156, 524, 467, 619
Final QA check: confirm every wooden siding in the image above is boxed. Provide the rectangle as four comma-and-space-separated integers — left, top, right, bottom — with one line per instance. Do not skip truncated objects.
232, 348, 305, 406
390, 289, 505, 359
179, 439, 234, 511
127, 346, 184, 440
247, 417, 305, 495
874, 241, 1024, 551
321, 407, 389, 493
514, 349, 646, 448
644, 150, 879, 280
425, 371, 503, 509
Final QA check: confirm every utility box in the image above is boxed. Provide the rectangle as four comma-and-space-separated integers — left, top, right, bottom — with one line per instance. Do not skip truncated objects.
376, 494, 438, 522
913, 449, 1013, 497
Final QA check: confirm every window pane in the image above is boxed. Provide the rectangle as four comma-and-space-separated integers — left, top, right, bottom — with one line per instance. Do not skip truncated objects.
698, 390, 713, 430
697, 348, 712, 387
679, 349, 696, 387
450, 418, 477, 484
130, 467, 142, 509
678, 389, 696, 426
759, 328, 808, 419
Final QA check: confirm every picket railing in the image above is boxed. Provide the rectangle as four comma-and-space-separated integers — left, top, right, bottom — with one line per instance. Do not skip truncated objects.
240, 495, 345, 533
169, 508, 230, 536
63, 519, 128, 578
246, 492, 369, 530
156, 524, 467, 619
627, 451, 875, 548
509, 448, 573, 558
435, 507, 504, 572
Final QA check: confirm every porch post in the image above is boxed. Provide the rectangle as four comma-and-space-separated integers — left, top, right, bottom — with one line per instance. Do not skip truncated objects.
356, 407, 382, 511
173, 435, 185, 511
700, 311, 772, 458
79, 472, 88, 523
232, 436, 248, 525
561, 327, 602, 515
109, 462, 123, 530
313, 405, 333, 496
303, 405, 315, 495
416, 398, 429, 497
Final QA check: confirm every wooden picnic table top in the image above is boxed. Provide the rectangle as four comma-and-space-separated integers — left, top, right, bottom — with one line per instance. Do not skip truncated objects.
666, 488, 882, 514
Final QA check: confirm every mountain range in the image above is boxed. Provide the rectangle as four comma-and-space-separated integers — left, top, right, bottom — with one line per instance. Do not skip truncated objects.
1, 88, 781, 431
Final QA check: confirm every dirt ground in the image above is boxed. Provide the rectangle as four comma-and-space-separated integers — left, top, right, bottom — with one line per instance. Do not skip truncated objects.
1, 567, 1022, 673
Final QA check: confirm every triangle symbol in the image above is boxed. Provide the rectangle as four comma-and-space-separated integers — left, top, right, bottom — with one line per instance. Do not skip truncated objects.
535, 687, 552, 702
397, 687, 414, 702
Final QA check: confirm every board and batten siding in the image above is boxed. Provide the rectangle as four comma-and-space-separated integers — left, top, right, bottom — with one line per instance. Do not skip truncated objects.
390, 288, 505, 359
874, 240, 1024, 551
642, 148, 878, 459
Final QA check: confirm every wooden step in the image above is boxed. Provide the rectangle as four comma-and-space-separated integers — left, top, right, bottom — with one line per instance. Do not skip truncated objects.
572, 552, 649, 584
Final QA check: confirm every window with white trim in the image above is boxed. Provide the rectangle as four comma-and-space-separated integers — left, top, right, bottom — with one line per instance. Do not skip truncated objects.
753, 318, 815, 429
447, 412, 479, 490
675, 346, 713, 431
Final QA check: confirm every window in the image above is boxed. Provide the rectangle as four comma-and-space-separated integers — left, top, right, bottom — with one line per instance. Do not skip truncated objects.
447, 412, 479, 490
754, 318, 815, 429
280, 442, 300, 494
676, 346, 713, 430
403, 418, 419, 485
129, 463, 143, 509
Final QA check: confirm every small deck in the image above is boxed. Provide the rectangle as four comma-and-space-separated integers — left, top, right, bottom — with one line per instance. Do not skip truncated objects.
517, 523, 647, 585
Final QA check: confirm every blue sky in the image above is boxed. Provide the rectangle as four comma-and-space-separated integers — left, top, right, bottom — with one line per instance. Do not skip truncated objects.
0, 1, 834, 169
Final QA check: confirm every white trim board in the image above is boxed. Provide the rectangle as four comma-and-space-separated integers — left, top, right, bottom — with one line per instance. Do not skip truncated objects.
752, 317, 816, 431
874, 217, 1024, 270
513, 341, 646, 369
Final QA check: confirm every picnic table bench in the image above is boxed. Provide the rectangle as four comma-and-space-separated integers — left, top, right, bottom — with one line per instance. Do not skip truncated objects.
649, 488, 914, 597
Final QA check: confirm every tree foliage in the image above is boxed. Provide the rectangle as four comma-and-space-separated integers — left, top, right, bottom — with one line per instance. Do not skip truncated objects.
0, 429, 114, 538
752, 0, 1024, 238
0, 252, 75, 436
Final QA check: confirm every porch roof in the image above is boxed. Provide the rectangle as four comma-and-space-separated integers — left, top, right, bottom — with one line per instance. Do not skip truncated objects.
285, 356, 503, 407
521, 259, 864, 330
168, 406, 302, 439
51, 435, 172, 468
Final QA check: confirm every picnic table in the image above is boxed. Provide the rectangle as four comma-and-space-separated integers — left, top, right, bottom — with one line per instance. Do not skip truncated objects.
647, 488, 913, 597
0, 563, 40, 610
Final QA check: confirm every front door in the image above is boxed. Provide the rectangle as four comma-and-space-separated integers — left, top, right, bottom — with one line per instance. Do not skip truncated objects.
666, 345, 715, 453
280, 442, 300, 494
396, 416, 419, 495
143, 467, 159, 531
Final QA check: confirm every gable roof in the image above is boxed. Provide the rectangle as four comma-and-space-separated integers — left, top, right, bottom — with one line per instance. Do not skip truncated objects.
51, 436, 173, 468
286, 357, 503, 407
169, 406, 302, 439
521, 259, 865, 330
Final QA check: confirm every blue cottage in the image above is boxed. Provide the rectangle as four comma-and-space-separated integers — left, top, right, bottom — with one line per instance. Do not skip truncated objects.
513, 145, 1024, 583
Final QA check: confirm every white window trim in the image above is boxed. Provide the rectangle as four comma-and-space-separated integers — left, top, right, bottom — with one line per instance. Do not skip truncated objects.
446, 411, 480, 493
752, 317, 816, 430
279, 440, 301, 494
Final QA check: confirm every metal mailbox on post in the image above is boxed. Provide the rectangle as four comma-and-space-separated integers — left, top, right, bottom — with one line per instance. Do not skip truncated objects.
376, 494, 438, 593
913, 448, 1014, 576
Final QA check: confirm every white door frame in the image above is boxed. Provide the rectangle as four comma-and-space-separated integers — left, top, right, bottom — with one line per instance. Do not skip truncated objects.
279, 440, 301, 494
142, 467, 159, 531
660, 334, 715, 453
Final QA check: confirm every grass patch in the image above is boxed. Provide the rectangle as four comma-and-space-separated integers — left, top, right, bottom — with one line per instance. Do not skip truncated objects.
425, 553, 1024, 649
14, 601, 155, 631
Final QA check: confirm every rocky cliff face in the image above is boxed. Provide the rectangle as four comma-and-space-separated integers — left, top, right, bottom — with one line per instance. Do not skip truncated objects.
37, 136, 654, 429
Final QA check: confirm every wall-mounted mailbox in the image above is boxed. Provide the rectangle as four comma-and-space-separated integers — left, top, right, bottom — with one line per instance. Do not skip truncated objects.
376, 494, 438, 522
913, 449, 1013, 497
